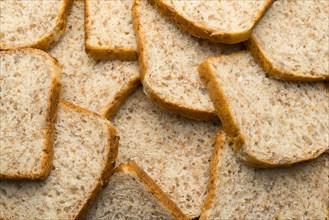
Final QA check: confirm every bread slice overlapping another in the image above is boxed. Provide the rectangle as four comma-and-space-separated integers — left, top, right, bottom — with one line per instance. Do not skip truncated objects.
198, 51, 329, 167
85, 0, 137, 61
133, 0, 242, 121
86, 161, 188, 220
0, 48, 61, 180
0, 0, 72, 50
149, 0, 273, 44
0, 101, 119, 219
201, 131, 329, 219
50, 1, 140, 118
111, 88, 219, 218
246, 0, 329, 81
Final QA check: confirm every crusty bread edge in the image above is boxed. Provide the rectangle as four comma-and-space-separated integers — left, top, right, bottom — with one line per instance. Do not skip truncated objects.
245, 35, 329, 82
84, 0, 138, 61
148, 0, 274, 44
198, 51, 329, 167
0, 48, 62, 180
58, 100, 119, 220
132, 0, 218, 121
115, 161, 189, 220
0, 0, 73, 51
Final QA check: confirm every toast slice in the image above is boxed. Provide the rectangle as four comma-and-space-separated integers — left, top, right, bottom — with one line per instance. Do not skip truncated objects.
201, 131, 329, 219
112, 88, 219, 218
0, 48, 61, 180
150, 0, 273, 44
133, 0, 242, 120
0, 0, 72, 50
246, 0, 329, 81
0, 101, 119, 219
85, 0, 137, 61
86, 161, 188, 220
50, 1, 140, 118
198, 51, 329, 167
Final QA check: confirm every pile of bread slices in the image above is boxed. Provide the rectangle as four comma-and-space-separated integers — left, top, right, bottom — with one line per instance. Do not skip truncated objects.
0, 0, 328, 219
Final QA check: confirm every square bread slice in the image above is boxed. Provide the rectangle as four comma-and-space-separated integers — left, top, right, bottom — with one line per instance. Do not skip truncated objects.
150, 0, 273, 44
246, 0, 329, 81
133, 0, 242, 121
85, 161, 188, 220
198, 51, 329, 167
0, 0, 72, 50
0, 101, 119, 219
85, 0, 137, 61
0, 48, 61, 180
50, 1, 140, 118
201, 131, 329, 219
111, 88, 219, 218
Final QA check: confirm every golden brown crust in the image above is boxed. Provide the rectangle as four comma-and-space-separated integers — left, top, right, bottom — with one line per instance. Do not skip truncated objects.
132, 0, 218, 121
200, 130, 225, 220
0, 48, 62, 180
84, 0, 138, 61
0, 0, 73, 51
116, 161, 189, 220
245, 35, 329, 82
148, 0, 274, 44
58, 101, 119, 220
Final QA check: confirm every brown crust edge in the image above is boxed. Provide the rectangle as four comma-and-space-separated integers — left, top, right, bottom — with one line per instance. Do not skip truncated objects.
245, 35, 329, 82
84, 0, 138, 61
0, 48, 62, 180
132, 0, 218, 121
200, 130, 225, 220
0, 0, 73, 51
116, 161, 189, 220
148, 0, 274, 44
57, 101, 119, 220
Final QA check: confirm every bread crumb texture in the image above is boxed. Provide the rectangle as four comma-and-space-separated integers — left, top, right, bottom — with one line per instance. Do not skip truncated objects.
50, 1, 139, 116
112, 88, 219, 218
0, 102, 115, 219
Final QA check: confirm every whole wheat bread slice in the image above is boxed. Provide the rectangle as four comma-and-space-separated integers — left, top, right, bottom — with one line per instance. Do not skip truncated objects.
198, 51, 329, 167
85, 0, 137, 61
150, 0, 273, 44
0, 0, 72, 51
0, 48, 61, 180
111, 88, 219, 218
50, 1, 140, 118
201, 131, 329, 219
246, 0, 329, 81
85, 161, 188, 220
133, 0, 242, 120
0, 101, 119, 219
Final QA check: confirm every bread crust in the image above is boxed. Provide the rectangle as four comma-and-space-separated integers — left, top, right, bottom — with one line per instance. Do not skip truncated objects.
246, 35, 329, 82
116, 161, 189, 220
84, 0, 138, 61
132, 0, 218, 121
58, 101, 119, 220
198, 51, 329, 167
148, 0, 274, 44
0, 0, 73, 51
0, 48, 62, 180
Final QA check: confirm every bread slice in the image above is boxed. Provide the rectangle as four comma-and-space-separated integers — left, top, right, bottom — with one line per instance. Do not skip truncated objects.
111, 88, 219, 218
133, 0, 242, 120
149, 0, 273, 44
85, 0, 137, 61
246, 0, 329, 81
198, 51, 329, 167
0, 101, 119, 219
201, 131, 329, 219
50, 1, 140, 118
0, 0, 72, 51
0, 48, 61, 180
85, 161, 188, 220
